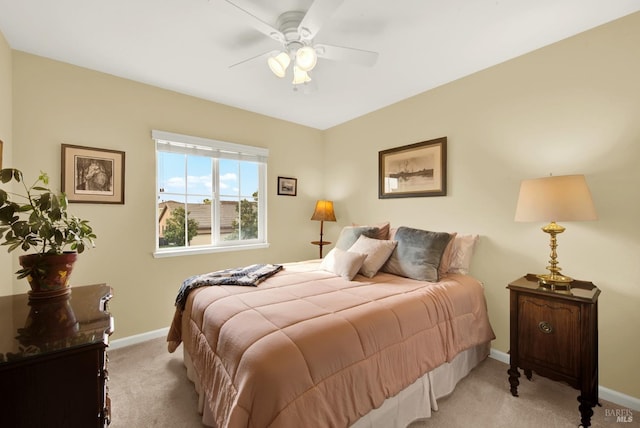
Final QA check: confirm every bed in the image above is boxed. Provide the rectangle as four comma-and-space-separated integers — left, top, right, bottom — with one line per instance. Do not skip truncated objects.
167, 225, 495, 428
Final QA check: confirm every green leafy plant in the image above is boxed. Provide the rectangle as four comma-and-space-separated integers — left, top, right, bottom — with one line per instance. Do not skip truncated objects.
0, 168, 97, 278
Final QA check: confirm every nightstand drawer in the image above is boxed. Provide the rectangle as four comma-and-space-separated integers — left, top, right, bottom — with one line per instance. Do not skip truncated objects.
517, 295, 580, 378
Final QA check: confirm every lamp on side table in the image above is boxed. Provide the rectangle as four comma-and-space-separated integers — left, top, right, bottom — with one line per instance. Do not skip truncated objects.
310, 200, 336, 258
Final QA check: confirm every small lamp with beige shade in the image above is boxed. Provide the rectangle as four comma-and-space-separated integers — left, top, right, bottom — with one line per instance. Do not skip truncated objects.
310, 200, 336, 258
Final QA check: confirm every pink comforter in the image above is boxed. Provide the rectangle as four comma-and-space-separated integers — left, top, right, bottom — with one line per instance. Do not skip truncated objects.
168, 261, 495, 428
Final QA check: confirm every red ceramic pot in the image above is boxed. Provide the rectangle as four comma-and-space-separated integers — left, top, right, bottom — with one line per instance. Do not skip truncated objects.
18, 252, 78, 299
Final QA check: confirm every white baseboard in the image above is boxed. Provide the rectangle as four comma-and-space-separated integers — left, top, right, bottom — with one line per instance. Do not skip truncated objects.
489, 348, 640, 411
490, 348, 510, 364
109, 327, 169, 350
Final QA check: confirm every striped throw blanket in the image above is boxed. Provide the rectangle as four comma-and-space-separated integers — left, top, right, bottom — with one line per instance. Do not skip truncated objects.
174, 264, 283, 310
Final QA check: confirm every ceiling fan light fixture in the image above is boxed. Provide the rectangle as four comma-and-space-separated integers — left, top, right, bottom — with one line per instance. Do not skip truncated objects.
292, 66, 311, 85
295, 46, 317, 71
268, 51, 291, 78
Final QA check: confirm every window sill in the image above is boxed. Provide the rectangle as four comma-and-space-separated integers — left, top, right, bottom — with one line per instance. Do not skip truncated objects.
153, 242, 270, 258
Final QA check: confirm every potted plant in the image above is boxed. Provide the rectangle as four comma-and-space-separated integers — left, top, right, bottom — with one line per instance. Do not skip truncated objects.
0, 168, 96, 298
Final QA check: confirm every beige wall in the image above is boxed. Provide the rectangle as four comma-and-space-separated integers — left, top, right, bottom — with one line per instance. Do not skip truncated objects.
324, 13, 640, 399
0, 30, 12, 296
4, 12, 639, 400
10, 52, 326, 339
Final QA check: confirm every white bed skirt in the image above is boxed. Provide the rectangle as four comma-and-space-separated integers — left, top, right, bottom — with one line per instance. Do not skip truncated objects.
183, 341, 490, 428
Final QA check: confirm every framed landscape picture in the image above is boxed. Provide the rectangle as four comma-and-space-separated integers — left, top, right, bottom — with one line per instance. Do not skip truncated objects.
379, 137, 447, 198
61, 144, 126, 204
277, 176, 297, 196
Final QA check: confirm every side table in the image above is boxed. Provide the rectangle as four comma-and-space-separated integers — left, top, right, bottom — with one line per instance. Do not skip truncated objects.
507, 274, 599, 427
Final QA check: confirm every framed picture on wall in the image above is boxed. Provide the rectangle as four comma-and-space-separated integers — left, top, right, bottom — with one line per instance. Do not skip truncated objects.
277, 176, 297, 196
61, 144, 126, 204
379, 137, 447, 198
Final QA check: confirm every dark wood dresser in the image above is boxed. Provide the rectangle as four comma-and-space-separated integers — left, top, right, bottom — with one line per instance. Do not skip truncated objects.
0, 284, 113, 427
507, 274, 599, 427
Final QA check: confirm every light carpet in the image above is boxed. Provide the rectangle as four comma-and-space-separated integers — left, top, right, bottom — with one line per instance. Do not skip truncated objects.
108, 338, 637, 427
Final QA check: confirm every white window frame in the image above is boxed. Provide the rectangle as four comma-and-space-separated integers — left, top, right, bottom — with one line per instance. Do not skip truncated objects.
152, 130, 269, 258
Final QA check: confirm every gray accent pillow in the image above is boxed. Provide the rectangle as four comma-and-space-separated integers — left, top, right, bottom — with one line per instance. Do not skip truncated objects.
335, 226, 379, 250
382, 226, 453, 282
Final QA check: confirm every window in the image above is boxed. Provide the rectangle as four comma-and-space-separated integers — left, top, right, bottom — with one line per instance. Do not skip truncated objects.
153, 130, 268, 257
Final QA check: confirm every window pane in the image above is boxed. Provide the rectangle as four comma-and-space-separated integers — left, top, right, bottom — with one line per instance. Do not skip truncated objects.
186, 155, 213, 201
186, 201, 212, 247
240, 162, 259, 197
158, 152, 186, 196
158, 198, 186, 248
219, 159, 239, 198
222, 197, 259, 241
222, 199, 239, 241
242, 199, 258, 239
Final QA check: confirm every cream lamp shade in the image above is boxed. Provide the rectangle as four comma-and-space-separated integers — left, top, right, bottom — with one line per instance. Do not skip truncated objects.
515, 175, 597, 223
267, 51, 291, 78
292, 65, 312, 85
295, 46, 318, 71
514, 174, 597, 288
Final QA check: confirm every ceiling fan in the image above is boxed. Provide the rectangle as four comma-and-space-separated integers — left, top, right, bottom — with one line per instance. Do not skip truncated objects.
214, 0, 379, 87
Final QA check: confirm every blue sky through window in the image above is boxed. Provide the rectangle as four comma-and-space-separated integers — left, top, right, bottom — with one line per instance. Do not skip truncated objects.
158, 153, 259, 203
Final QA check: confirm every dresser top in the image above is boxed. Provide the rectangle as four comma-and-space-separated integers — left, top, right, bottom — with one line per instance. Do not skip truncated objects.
508, 274, 600, 303
0, 284, 112, 366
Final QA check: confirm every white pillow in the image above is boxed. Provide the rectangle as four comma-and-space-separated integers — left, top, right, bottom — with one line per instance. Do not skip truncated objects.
320, 248, 367, 281
448, 234, 479, 274
348, 235, 397, 278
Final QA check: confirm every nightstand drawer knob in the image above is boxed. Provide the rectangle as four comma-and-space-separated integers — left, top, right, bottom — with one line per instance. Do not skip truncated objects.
538, 321, 553, 334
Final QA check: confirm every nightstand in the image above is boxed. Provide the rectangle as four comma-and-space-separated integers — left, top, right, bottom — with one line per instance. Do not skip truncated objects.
507, 274, 600, 427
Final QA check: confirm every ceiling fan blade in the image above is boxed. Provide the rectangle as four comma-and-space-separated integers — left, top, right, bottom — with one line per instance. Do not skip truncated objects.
210, 0, 285, 43
315, 44, 379, 67
229, 50, 278, 69
298, 0, 345, 40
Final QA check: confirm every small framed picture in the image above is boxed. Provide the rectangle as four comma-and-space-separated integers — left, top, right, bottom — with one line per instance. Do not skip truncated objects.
277, 176, 297, 196
61, 144, 126, 204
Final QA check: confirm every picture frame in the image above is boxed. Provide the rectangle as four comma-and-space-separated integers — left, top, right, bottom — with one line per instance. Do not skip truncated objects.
379, 137, 447, 198
61, 144, 126, 204
277, 176, 297, 196
0, 139, 3, 169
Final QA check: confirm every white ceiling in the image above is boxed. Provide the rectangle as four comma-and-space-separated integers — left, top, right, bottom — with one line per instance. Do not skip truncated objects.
1, 0, 639, 130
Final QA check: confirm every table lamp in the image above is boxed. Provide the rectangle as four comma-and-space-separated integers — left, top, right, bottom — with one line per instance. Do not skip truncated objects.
514, 174, 597, 288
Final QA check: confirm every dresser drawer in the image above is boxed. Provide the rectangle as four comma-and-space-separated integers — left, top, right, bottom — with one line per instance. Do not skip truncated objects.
517, 295, 581, 378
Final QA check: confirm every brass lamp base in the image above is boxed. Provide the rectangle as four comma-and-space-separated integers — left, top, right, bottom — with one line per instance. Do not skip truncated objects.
537, 273, 572, 284
536, 273, 573, 292
537, 221, 574, 292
